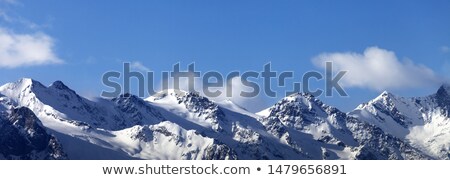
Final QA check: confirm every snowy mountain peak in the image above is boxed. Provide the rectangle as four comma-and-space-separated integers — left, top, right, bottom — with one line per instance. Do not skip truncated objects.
287, 92, 315, 100
178, 92, 226, 130
0, 78, 47, 108
433, 84, 450, 115
113, 93, 156, 109
262, 91, 338, 129
49, 80, 70, 90
115, 93, 140, 100
436, 84, 450, 98
146, 89, 227, 132
276, 92, 324, 112
1, 78, 448, 160
378, 90, 395, 99
17, 78, 38, 86
351, 86, 450, 159
146, 89, 188, 102
18, 78, 45, 88
47, 80, 81, 100
17, 77, 33, 84
0, 78, 44, 93
355, 91, 397, 110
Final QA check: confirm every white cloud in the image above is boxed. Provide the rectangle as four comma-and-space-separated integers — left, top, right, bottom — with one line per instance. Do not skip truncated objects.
130, 61, 151, 72
0, 8, 48, 29
0, 10, 12, 22
0, 28, 62, 68
156, 74, 266, 112
0, 0, 18, 5
205, 76, 267, 112
312, 46, 441, 91
441, 46, 450, 53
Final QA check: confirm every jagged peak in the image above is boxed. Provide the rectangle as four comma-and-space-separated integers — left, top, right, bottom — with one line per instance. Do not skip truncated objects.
146, 89, 189, 102
434, 83, 450, 108
46, 80, 82, 102
374, 90, 396, 101
112, 93, 159, 116
355, 91, 398, 110
118, 93, 135, 98
436, 83, 450, 96
18, 78, 44, 87
180, 91, 215, 105
49, 80, 70, 90
0, 78, 45, 93
17, 78, 33, 84
265, 92, 326, 116
17, 78, 44, 87
11, 106, 36, 117
8, 106, 44, 128
114, 93, 145, 103
48, 80, 80, 96
381, 90, 389, 96
282, 92, 319, 106
287, 92, 315, 98
158, 89, 188, 96
1, 79, 77, 94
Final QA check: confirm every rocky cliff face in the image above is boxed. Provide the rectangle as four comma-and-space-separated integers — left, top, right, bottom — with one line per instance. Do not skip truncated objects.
0, 106, 67, 160
0, 78, 448, 160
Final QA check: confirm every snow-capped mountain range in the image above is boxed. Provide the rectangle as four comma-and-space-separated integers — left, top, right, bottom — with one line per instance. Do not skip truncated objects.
0, 78, 448, 159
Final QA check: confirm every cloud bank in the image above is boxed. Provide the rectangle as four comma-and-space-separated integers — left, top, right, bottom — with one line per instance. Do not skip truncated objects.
0, 28, 61, 68
312, 46, 442, 91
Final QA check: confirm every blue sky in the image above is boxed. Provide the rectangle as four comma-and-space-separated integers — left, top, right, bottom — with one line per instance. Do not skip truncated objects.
1, 0, 449, 112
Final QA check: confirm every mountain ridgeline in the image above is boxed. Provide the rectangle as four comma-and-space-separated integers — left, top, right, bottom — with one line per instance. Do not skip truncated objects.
0, 78, 448, 160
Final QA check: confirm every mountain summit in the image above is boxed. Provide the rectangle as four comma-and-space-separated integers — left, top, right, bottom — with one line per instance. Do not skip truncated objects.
0, 78, 448, 160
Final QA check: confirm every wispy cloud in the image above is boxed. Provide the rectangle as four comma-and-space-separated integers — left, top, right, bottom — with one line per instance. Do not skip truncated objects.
0, 28, 62, 68
156, 74, 266, 112
312, 46, 442, 91
0, 0, 18, 5
0, 9, 49, 29
130, 61, 151, 72
0, 10, 12, 22
207, 76, 267, 112
0, 0, 61, 68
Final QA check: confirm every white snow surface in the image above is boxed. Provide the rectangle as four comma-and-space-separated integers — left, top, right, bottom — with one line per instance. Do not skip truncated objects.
1, 79, 448, 159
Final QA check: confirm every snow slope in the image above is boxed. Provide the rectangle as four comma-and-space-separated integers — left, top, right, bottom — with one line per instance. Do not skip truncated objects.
0, 78, 447, 159
350, 85, 450, 159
